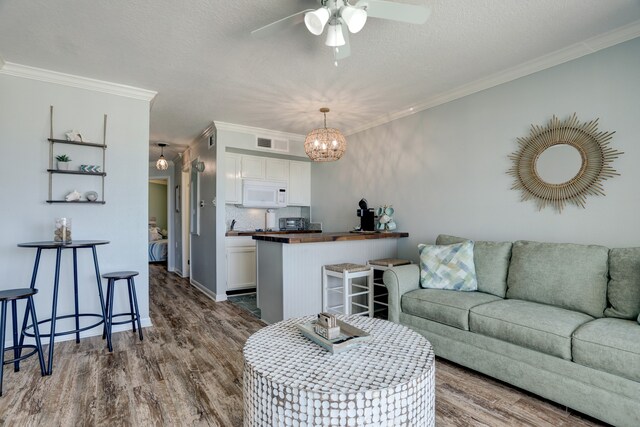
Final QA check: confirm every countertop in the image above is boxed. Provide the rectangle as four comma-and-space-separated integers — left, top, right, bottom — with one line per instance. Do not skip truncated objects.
252, 231, 409, 244
226, 230, 322, 237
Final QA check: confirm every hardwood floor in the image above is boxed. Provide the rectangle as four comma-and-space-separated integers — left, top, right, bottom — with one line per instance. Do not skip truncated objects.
0, 264, 605, 426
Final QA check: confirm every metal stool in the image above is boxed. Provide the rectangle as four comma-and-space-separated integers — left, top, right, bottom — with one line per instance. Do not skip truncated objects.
367, 258, 412, 319
322, 263, 374, 317
0, 288, 46, 396
102, 271, 143, 352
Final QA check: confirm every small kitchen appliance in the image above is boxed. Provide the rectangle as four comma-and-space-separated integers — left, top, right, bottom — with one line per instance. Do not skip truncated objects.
279, 217, 307, 231
356, 198, 375, 231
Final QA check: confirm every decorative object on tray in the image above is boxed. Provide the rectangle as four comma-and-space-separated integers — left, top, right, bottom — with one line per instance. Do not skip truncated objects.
297, 314, 371, 354
85, 191, 98, 202
79, 164, 101, 173
65, 130, 89, 143
376, 204, 397, 231
55, 154, 71, 170
508, 113, 623, 212
54, 217, 72, 243
65, 190, 82, 202
314, 312, 341, 339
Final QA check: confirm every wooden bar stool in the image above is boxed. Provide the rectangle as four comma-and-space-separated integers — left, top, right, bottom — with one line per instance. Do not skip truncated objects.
101, 271, 143, 352
0, 288, 46, 396
367, 258, 412, 319
322, 263, 374, 317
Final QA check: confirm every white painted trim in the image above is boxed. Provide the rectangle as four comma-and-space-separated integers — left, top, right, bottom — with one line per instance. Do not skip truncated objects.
216, 121, 306, 142
190, 278, 227, 302
345, 20, 640, 135
0, 61, 157, 102
5, 317, 153, 348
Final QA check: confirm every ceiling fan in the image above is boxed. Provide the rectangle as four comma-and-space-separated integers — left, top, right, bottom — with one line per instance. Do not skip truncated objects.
251, 0, 431, 64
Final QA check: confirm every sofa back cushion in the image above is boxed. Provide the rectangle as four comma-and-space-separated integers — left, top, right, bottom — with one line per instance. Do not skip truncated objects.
506, 240, 609, 318
604, 247, 640, 319
436, 234, 512, 297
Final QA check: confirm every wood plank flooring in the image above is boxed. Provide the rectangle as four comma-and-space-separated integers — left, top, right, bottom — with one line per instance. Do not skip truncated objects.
0, 264, 605, 426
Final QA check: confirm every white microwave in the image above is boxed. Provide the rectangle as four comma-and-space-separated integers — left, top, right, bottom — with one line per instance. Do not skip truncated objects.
242, 180, 288, 208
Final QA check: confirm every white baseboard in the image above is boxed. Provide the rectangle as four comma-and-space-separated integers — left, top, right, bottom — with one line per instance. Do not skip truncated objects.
4, 317, 153, 348
190, 278, 227, 302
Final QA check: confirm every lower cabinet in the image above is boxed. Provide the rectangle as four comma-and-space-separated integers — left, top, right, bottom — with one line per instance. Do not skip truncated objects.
226, 237, 257, 291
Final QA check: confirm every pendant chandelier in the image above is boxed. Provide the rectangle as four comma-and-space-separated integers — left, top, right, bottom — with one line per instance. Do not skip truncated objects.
156, 143, 169, 170
304, 108, 346, 162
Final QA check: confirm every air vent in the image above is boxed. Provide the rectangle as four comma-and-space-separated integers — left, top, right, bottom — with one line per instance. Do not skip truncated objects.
256, 137, 289, 153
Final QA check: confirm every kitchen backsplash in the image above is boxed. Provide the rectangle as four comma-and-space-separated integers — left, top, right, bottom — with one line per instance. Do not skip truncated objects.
226, 205, 310, 230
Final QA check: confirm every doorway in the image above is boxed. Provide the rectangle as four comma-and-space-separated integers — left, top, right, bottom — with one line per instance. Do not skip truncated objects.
181, 169, 191, 277
148, 178, 170, 266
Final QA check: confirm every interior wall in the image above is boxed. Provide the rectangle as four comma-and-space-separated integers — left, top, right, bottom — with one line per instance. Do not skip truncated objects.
311, 38, 640, 262
0, 71, 152, 343
148, 181, 168, 230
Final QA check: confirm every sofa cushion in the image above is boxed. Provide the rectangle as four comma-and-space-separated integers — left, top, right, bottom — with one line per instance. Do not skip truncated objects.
436, 234, 512, 298
469, 299, 593, 360
401, 289, 501, 331
604, 247, 640, 319
573, 318, 640, 382
506, 240, 609, 318
418, 241, 477, 291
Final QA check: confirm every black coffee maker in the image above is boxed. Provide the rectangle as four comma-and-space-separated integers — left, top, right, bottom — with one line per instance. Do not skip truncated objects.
357, 198, 375, 231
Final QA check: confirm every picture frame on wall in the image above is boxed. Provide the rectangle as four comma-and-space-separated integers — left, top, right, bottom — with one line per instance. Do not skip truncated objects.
175, 185, 180, 213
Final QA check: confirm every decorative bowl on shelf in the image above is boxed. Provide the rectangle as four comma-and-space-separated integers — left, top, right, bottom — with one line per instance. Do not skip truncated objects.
85, 191, 98, 202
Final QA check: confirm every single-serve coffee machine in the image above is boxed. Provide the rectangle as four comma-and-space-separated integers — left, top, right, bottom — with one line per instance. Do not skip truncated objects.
356, 198, 375, 231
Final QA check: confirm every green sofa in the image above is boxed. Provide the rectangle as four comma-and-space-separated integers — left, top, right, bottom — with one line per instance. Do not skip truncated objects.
384, 235, 640, 427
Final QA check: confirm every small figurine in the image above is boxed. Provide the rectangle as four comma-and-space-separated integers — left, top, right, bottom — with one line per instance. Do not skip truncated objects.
65, 130, 88, 143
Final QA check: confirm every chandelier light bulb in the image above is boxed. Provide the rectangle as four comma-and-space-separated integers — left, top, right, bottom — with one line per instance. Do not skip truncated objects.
325, 22, 345, 47
304, 7, 330, 35
341, 6, 367, 33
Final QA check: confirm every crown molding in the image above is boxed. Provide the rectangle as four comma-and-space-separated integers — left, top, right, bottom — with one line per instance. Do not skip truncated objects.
0, 62, 157, 102
345, 20, 640, 136
216, 121, 305, 142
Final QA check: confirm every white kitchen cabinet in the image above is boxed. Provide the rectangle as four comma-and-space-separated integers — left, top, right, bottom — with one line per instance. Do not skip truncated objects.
288, 160, 311, 206
226, 237, 257, 291
265, 158, 289, 182
241, 155, 266, 180
225, 153, 242, 204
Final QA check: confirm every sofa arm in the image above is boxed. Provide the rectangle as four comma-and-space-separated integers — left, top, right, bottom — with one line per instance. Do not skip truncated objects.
383, 264, 421, 323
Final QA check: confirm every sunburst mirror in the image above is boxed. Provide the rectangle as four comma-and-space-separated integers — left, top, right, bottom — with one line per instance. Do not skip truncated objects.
508, 114, 622, 212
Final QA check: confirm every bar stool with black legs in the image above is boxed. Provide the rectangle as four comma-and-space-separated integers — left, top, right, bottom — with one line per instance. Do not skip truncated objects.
0, 288, 46, 396
101, 271, 143, 352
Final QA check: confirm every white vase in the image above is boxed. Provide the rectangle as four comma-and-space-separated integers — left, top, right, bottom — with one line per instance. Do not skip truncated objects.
57, 161, 70, 170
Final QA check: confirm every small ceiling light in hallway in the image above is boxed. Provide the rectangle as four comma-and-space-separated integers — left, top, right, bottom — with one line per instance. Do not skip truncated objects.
304, 108, 346, 162
156, 143, 169, 170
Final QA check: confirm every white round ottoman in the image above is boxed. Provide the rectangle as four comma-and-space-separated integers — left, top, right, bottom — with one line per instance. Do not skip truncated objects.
243, 316, 435, 426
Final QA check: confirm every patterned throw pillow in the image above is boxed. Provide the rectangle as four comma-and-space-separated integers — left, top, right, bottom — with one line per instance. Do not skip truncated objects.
418, 241, 478, 291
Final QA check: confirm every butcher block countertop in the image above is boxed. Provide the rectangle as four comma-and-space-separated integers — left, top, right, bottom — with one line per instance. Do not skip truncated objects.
252, 231, 409, 244
225, 230, 322, 237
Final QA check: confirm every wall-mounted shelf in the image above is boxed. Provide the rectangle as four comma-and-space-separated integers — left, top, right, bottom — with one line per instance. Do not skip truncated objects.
46, 200, 107, 204
47, 169, 107, 177
47, 106, 107, 204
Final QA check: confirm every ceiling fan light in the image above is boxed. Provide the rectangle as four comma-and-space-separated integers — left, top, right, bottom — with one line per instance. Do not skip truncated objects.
341, 6, 367, 33
304, 7, 330, 35
325, 22, 345, 47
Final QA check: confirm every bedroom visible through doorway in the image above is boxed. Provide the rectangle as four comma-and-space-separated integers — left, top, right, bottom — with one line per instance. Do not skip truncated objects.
149, 178, 169, 265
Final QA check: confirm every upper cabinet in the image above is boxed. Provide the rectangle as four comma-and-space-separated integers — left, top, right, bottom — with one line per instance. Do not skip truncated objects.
241, 155, 265, 179
226, 153, 311, 206
225, 153, 242, 204
288, 161, 311, 206
265, 158, 289, 182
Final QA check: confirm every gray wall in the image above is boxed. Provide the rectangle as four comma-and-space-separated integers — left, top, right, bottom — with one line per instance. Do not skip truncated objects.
189, 134, 218, 295
0, 71, 152, 342
311, 38, 640, 262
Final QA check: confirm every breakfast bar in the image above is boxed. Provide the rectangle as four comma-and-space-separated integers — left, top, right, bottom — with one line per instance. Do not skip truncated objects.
253, 232, 409, 323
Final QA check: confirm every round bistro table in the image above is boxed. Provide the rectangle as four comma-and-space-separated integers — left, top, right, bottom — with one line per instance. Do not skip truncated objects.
17, 240, 109, 375
243, 316, 435, 427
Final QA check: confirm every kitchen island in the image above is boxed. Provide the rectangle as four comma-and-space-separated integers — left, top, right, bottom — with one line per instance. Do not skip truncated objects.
254, 232, 409, 323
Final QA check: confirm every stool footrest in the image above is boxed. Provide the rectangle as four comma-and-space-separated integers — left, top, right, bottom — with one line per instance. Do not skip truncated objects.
2, 346, 39, 365
108, 312, 141, 327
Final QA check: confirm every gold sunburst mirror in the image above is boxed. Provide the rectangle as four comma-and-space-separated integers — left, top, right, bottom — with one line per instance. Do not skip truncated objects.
508, 114, 622, 212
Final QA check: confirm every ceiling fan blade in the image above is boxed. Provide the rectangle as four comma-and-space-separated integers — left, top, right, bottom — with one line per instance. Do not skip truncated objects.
356, 0, 431, 25
336, 21, 351, 60
251, 9, 314, 38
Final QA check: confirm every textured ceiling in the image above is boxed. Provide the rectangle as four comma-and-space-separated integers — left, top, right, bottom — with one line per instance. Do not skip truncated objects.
1, 0, 639, 159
